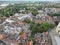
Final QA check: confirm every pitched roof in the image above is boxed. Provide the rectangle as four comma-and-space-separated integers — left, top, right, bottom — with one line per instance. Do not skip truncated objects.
29, 41, 33, 45
0, 34, 4, 39
22, 32, 27, 39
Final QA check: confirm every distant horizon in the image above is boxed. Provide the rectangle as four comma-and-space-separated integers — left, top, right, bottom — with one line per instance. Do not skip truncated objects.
0, 0, 60, 2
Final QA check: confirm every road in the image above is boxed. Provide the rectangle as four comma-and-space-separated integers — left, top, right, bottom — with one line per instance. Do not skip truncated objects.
49, 27, 57, 45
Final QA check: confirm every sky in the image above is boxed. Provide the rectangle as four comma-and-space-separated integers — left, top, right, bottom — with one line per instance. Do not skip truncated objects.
0, 0, 60, 1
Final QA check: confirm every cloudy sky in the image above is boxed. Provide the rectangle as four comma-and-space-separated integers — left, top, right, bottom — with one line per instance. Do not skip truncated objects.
0, 0, 60, 1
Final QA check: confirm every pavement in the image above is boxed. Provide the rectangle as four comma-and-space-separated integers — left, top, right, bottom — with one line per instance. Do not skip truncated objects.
54, 36, 60, 45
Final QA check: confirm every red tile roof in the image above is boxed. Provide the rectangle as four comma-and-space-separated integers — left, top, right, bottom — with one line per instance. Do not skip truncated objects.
22, 32, 27, 39
0, 34, 4, 39
29, 41, 33, 45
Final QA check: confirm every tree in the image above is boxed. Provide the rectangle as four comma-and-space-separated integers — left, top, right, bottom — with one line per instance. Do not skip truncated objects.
30, 22, 49, 33
30, 8, 38, 16
29, 22, 55, 34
